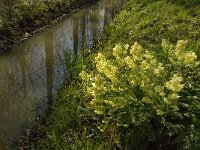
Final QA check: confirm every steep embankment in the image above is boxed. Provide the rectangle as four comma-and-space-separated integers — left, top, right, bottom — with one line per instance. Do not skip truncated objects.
22, 0, 200, 149
98, 0, 200, 56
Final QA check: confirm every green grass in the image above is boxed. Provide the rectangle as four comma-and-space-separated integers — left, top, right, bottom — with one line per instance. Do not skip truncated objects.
97, 0, 200, 58
24, 0, 200, 149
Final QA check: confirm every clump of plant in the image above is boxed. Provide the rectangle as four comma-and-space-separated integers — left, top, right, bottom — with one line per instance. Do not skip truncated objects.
80, 40, 200, 149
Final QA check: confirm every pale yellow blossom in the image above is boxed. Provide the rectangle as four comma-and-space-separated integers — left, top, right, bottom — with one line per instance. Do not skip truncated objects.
124, 44, 129, 50
164, 97, 170, 104
113, 44, 128, 65
176, 40, 188, 51
79, 71, 91, 81
159, 92, 165, 97
183, 52, 197, 65
154, 63, 164, 76
94, 110, 103, 115
95, 53, 118, 83
130, 42, 142, 56
140, 60, 150, 71
169, 93, 180, 100
104, 100, 115, 107
95, 53, 105, 62
125, 56, 135, 69
157, 109, 165, 116
165, 74, 184, 92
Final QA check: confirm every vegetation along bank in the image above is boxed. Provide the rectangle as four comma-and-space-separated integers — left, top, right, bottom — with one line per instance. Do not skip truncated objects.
0, 0, 96, 53
19, 0, 200, 149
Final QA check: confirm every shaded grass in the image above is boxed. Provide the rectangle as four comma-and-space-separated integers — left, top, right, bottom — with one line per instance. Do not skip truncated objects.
0, 0, 96, 53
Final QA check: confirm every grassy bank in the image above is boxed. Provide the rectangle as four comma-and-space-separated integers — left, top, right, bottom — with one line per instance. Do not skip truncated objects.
24, 0, 200, 149
0, 0, 96, 53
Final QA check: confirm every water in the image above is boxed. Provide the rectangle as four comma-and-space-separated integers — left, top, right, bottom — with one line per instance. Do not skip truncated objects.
0, 0, 124, 148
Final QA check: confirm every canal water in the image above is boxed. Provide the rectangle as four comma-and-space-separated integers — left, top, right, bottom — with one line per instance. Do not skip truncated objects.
0, 0, 124, 148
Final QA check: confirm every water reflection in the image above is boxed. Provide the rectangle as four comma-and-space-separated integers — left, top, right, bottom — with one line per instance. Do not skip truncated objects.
0, 0, 124, 148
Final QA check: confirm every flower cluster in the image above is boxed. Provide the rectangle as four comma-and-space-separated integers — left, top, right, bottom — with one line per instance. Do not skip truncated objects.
165, 74, 184, 92
95, 53, 118, 83
162, 39, 199, 67
80, 40, 199, 131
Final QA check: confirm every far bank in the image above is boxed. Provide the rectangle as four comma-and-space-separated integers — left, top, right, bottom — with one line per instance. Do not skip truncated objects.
0, 0, 96, 53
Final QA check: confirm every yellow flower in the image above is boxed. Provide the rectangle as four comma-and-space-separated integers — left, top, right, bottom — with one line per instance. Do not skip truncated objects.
140, 80, 145, 87
169, 93, 180, 100
104, 100, 115, 107
150, 59, 157, 65
164, 97, 170, 104
94, 110, 103, 115
155, 85, 163, 93
97, 126, 105, 132
157, 109, 165, 116
162, 39, 169, 50
79, 71, 91, 81
144, 50, 154, 60
155, 86, 165, 97
130, 80, 135, 86
130, 42, 141, 54
165, 74, 184, 92
176, 40, 188, 51
140, 60, 150, 71
123, 124, 129, 128
154, 63, 164, 76
125, 56, 135, 69
113, 44, 123, 59
95, 53, 105, 62
124, 44, 129, 50
154, 69, 160, 75
183, 52, 197, 65
195, 61, 200, 67
95, 53, 118, 83
159, 92, 165, 97
92, 82, 97, 88
113, 44, 128, 65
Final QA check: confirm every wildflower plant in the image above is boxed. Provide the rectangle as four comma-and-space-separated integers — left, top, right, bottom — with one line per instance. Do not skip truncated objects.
80, 40, 200, 148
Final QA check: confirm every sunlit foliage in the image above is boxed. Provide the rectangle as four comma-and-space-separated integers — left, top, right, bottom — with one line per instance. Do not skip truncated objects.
80, 40, 200, 149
